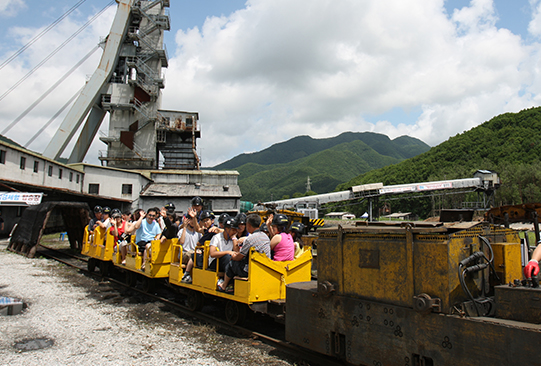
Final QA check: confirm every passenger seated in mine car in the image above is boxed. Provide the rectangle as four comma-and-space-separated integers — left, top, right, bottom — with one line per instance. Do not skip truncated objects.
133, 207, 162, 270
88, 205, 103, 236
290, 221, 309, 260
110, 210, 129, 264
266, 213, 295, 261
159, 205, 179, 244
208, 217, 238, 273
178, 209, 212, 284
218, 214, 271, 292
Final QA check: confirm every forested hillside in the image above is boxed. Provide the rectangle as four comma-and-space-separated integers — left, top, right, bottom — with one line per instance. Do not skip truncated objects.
213, 132, 430, 202
337, 106, 541, 217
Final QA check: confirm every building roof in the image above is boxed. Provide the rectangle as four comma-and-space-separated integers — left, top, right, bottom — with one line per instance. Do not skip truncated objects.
325, 212, 353, 217
140, 183, 242, 198
382, 212, 412, 218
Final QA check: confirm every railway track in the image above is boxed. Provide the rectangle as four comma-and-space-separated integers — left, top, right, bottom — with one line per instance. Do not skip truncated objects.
37, 244, 345, 366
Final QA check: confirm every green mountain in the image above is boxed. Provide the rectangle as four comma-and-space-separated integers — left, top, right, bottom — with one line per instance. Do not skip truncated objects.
213, 132, 430, 202
337, 106, 541, 217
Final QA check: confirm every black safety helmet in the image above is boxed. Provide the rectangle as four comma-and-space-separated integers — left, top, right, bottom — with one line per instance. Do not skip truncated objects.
103, 206, 112, 215
93, 205, 103, 213
290, 222, 305, 235
200, 210, 215, 220
218, 213, 230, 224
235, 213, 247, 225
165, 202, 175, 209
260, 223, 269, 233
272, 214, 289, 227
191, 196, 203, 206
223, 217, 239, 229
111, 208, 121, 216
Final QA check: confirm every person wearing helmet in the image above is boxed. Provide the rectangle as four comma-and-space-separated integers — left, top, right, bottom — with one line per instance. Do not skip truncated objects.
188, 196, 204, 221
110, 210, 129, 264
208, 217, 238, 272
164, 202, 175, 214
218, 214, 271, 292
290, 221, 309, 259
181, 197, 204, 234
235, 213, 248, 239
266, 213, 294, 261
88, 205, 103, 234
180, 210, 215, 283
96, 206, 112, 230
159, 206, 179, 243
197, 210, 220, 246
216, 213, 230, 229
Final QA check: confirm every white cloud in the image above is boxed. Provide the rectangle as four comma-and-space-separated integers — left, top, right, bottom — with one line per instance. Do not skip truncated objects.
161, 0, 538, 166
2, 0, 541, 170
0, 5, 116, 159
529, 0, 541, 37
0, 0, 26, 17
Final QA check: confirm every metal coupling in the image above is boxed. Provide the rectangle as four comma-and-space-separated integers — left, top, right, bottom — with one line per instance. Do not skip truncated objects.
413, 293, 442, 313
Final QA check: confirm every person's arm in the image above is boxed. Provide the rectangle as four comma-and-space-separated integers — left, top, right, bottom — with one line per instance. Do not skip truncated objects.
178, 222, 187, 245
231, 251, 245, 261
266, 214, 276, 237
124, 220, 136, 234
232, 235, 240, 252
133, 211, 146, 230
153, 223, 162, 239
270, 234, 281, 250
209, 245, 236, 259
525, 244, 541, 278
111, 221, 119, 238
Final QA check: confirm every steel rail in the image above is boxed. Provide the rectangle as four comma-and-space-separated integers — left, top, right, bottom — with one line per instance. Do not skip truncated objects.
37, 244, 344, 366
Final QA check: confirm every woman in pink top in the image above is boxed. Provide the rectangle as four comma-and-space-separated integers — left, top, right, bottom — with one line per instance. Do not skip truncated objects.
267, 213, 295, 261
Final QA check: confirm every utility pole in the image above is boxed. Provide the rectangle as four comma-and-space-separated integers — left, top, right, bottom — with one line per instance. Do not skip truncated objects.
306, 176, 312, 193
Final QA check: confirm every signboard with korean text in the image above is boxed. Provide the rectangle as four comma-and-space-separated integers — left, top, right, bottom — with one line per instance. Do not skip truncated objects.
0, 193, 43, 206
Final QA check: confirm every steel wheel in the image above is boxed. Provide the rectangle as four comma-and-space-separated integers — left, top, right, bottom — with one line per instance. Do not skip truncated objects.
99, 261, 109, 277
125, 271, 136, 287
185, 290, 204, 312
141, 276, 154, 293
225, 300, 247, 325
87, 258, 96, 273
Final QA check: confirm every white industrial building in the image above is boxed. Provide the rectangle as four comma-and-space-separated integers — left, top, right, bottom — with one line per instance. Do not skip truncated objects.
0, 139, 241, 236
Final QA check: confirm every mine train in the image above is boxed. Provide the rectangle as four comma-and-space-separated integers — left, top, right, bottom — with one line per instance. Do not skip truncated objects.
83, 220, 541, 365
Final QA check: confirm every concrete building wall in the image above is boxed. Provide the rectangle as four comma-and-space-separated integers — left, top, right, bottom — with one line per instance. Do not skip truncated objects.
150, 170, 239, 185
75, 165, 150, 200
0, 141, 82, 192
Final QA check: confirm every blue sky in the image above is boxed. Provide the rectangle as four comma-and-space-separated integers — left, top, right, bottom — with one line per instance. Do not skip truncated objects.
1, 0, 541, 167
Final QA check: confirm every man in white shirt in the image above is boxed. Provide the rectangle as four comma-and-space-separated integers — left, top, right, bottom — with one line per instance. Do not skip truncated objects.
208, 217, 238, 272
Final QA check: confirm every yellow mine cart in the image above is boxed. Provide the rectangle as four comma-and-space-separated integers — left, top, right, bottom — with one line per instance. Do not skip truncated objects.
81, 226, 114, 274
117, 238, 174, 291
169, 240, 313, 325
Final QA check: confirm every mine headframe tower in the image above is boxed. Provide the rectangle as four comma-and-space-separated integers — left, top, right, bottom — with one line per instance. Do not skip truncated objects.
43, 0, 200, 170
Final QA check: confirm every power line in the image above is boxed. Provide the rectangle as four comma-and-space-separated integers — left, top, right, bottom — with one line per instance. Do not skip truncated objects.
0, 0, 115, 103
25, 87, 83, 148
1, 45, 100, 135
0, 0, 88, 71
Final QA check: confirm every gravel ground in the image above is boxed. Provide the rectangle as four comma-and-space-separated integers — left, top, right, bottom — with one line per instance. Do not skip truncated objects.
0, 240, 298, 366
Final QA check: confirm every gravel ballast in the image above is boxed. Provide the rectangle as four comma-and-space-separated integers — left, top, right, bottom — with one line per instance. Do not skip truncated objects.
0, 240, 295, 365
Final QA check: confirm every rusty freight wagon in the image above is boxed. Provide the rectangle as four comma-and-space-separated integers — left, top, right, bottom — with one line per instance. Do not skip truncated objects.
285, 221, 541, 365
